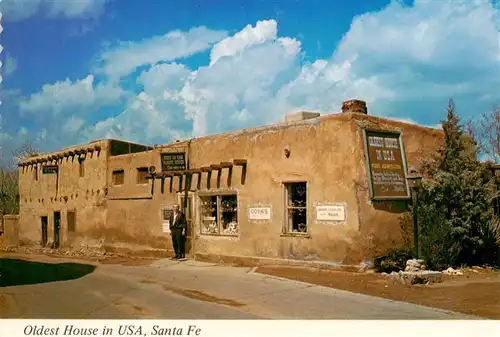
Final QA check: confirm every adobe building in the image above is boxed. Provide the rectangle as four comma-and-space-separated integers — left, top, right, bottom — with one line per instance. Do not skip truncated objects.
15, 100, 444, 265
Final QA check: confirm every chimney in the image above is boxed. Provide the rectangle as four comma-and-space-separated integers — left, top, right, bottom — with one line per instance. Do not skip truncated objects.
285, 111, 321, 123
342, 99, 368, 115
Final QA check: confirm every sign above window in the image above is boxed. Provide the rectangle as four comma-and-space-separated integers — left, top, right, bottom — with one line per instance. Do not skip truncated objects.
161, 152, 186, 172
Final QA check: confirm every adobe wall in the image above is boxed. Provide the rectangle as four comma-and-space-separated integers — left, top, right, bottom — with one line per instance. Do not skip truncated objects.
18, 140, 109, 248
101, 112, 444, 264
1, 214, 20, 247
349, 114, 444, 258
187, 113, 363, 263
104, 147, 183, 253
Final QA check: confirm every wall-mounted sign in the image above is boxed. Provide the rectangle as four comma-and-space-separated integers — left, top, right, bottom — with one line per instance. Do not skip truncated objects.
161, 152, 186, 172
316, 204, 346, 222
249, 207, 271, 220
363, 130, 410, 200
42, 165, 58, 174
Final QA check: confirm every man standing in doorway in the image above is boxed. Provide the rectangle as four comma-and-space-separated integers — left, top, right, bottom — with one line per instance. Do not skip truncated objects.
169, 204, 187, 259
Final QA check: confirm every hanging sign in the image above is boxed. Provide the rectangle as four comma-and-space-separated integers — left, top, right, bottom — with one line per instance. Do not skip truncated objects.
363, 130, 410, 200
161, 152, 186, 172
42, 165, 58, 174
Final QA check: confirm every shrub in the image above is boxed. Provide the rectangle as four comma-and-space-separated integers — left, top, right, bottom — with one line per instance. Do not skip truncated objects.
411, 100, 499, 270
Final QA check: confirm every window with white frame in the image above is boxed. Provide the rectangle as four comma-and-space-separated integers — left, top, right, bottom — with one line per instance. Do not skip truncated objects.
200, 194, 238, 235
284, 182, 308, 233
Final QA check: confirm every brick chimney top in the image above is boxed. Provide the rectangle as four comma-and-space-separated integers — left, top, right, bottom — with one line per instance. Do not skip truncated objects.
342, 99, 368, 115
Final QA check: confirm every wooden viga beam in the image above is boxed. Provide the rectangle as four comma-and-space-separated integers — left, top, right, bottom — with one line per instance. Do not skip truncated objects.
233, 159, 247, 166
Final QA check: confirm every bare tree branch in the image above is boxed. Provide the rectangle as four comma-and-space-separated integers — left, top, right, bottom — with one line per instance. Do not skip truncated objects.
466, 105, 500, 163
1, 141, 40, 216
12, 140, 40, 163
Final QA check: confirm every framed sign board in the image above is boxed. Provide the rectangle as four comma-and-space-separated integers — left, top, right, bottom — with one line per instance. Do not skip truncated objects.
316, 204, 346, 222
42, 165, 58, 174
248, 207, 271, 220
363, 130, 410, 200
161, 152, 186, 172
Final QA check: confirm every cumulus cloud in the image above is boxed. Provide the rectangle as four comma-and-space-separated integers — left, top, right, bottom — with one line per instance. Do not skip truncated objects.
333, 0, 500, 104
0, 0, 110, 22
4, 54, 18, 76
6, 0, 500, 160
19, 75, 126, 115
95, 27, 228, 79
210, 19, 278, 65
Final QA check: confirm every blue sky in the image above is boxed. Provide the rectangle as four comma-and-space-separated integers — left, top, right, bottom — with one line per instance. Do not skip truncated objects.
0, 0, 499, 165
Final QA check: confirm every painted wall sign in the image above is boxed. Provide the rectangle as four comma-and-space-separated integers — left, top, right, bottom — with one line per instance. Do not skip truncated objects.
316, 204, 346, 222
363, 130, 410, 200
161, 152, 186, 172
248, 207, 271, 220
42, 165, 58, 174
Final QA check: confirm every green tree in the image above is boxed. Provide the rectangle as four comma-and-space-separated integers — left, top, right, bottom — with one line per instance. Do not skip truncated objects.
417, 100, 498, 269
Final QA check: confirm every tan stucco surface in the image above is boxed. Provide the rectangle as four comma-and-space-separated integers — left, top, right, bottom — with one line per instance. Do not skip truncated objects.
15, 109, 444, 264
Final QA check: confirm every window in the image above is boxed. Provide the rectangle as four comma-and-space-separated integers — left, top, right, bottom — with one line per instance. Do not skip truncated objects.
34, 167, 38, 181
112, 169, 125, 185
284, 182, 308, 233
200, 194, 238, 235
79, 158, 85, 177
137, 167, 149, 184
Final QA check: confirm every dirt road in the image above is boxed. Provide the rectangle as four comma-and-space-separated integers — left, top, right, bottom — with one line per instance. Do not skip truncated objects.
0, 254, 477, 319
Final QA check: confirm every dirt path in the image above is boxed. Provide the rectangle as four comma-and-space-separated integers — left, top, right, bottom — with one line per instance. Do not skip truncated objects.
256, 266, 500, 319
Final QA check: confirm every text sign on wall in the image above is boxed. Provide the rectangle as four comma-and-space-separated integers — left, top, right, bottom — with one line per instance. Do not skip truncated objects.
364, 130, 410, 200
316, 204, 346, 222
161, 152, 186, 172
42, 165, 58, 174
249, 207, 271, 220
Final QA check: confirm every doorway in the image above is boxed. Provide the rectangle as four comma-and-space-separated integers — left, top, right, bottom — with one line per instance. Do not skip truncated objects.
41, 216, 48, 246
53, 211, 61, 249
179, 193, 194, 254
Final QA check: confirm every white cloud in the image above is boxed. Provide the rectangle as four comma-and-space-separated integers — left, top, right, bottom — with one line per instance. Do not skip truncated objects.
18, 127, 28, 136
62, 116, 86, 135
8, 1, 500, 158
19, 75, 126, 115
4, 54, 18, 76
137, 62, 191, 96
96, 27, 227, 79
0, 0, 110, 22
210, 19, 278, 65
83, 0, 499, 144
333, 0, 500, 103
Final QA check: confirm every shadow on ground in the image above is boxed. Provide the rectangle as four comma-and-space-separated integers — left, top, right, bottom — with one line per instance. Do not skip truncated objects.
0, 258, 96, 287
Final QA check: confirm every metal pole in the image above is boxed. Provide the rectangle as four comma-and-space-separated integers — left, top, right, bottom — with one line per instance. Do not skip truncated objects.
412, 188, 419, 259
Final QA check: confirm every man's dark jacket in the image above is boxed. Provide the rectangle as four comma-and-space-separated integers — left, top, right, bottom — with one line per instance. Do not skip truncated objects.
169, 211, 187, 232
